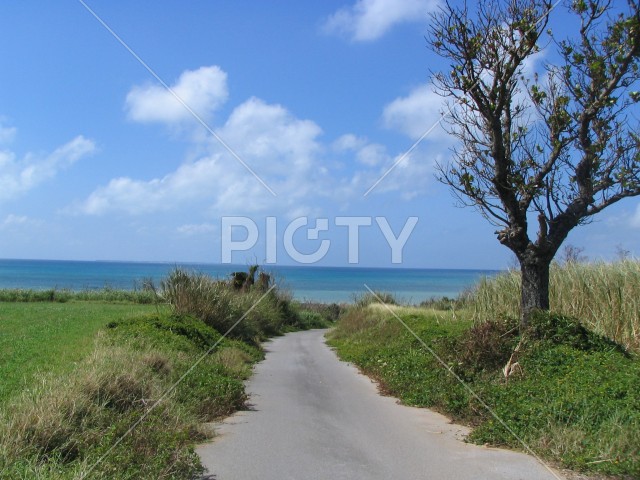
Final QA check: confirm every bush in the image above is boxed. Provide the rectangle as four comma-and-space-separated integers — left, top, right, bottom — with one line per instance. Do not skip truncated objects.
106, 313, 223, 352
0, 287, 158, 304
523, 311, 627, 354
0, 289, 71, 303
454, 317, 519, 377
297, 302, 343, 322
419, 296, 466, 311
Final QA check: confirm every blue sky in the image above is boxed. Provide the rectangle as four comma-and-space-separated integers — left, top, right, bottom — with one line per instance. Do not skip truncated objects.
0, 0, 638, 269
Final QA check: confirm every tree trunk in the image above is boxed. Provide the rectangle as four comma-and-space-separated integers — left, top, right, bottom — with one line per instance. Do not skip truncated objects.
520, 256, 551, 328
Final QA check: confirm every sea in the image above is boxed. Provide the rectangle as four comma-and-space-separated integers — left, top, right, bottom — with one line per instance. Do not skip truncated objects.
0, 259, 499, 304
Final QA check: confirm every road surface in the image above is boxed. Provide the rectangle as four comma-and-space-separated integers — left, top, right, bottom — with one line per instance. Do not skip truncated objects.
197, 329, 560, 480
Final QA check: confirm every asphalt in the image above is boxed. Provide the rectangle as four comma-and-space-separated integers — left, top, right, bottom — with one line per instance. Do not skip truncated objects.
196, 329, 561, 480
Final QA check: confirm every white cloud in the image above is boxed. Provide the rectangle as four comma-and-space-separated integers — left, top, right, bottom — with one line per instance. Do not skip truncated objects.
382, 84, 449, 140
332, 134, 366, 152
332, 134, 389, 167
2, 214, 29, 228
0, 135, 95, 203
0, 214, 43, 233
76, 65, 440, 219
177, 223, 217, 236
360, 148, 437, 198
217, 97, 322, 176
323, 0, 439, 42
78, 155, 227, 215
125, 66, 228, 124
77, 96, 326, 216
356, 143, 388, 166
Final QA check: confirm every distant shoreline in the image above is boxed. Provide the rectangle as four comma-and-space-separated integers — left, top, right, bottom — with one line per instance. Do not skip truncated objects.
0, 259, 499, 304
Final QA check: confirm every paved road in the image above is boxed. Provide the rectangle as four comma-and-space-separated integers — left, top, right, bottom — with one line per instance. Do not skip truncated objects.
197, 330, 560, 480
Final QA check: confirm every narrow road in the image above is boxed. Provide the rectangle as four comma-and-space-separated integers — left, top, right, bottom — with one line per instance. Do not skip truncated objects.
197, 330, 560, 480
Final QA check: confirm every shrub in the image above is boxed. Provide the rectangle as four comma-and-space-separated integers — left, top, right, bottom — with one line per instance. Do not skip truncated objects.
0, 287, 158, 304
297, 302, 343, 322
455, 317, 519, 376
523, 311, 627, 354
106, 313, 223, 352
419, 296, 466, 311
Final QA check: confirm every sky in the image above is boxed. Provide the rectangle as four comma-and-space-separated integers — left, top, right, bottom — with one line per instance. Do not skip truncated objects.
0, 0, 638, 269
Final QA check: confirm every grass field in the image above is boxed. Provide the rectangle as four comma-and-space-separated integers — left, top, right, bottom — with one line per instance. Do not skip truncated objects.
0, 302, 161, 404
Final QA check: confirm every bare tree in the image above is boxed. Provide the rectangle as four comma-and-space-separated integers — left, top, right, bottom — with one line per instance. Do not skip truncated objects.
429, 0, 640, 326
561, 244, 587, 264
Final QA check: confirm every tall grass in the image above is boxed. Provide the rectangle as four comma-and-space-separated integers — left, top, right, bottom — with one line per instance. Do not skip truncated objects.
160, 267, 304, 343
469, 260, 640, 351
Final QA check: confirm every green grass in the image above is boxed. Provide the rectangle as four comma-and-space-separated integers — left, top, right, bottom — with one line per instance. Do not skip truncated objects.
328, 305, 640, 477
468, 260, 640, 352
0, 302, 161, 404
0, 288, 159, 304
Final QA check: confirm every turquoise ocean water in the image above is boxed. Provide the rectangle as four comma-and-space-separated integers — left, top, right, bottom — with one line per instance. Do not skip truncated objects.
0, 259, 498, 304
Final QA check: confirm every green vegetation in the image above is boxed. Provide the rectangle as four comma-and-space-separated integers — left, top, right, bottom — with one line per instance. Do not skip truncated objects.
468, 260, 640, 352
0, 267, 337, 479
328, 305, 639, 477
0, 287, 158, 304
0, 302, 161, 404
159, 267, 332, 341
0, 312, 257, 479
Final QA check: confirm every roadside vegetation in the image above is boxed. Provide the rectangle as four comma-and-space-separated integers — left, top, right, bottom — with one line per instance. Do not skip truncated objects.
469, 259, 640, 352
328, 260, 640, 478
0, 267, 338, 479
